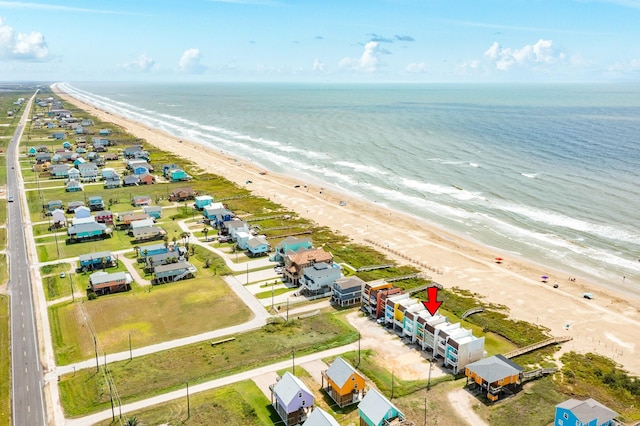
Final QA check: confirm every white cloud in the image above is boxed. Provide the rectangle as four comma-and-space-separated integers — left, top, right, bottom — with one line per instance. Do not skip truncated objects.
178, 48, 206, 73
339, 41, 381, 72
119, 53, 156, 72
607, 58, 640, 72
312, 58, 325, 72
455, 60, 481, 75
405, 62, 428, 73
484, 39, 565, 71
0, 17, 48, 61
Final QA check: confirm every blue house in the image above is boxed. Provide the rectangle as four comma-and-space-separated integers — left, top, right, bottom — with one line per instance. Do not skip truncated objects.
78, 251, 116, 270
98, 128, 111, 136
358, 388, 405, 426
555, 398, 618, 426
194, 195, 213, 210
88, 196, 105, 211
133, 165, 150, 175
271, 236, 313, 263
299, 262, 343, 295
52, 132, 65, 140
143, 206, 162, 219
247, 236, 270, 257
168, 168, 189, 182
75, 125, 84, 134
67, 222, 109, 242
62, 141, 72, 149
203, 206, 232, 225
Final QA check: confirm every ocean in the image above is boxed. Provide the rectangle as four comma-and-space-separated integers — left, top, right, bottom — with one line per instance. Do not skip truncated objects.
58, 82, 640, 296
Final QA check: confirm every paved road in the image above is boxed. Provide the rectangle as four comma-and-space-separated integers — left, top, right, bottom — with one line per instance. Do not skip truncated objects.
7, 93, 47, 425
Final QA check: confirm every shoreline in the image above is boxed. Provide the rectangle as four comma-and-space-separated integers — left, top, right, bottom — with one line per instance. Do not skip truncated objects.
51, 83, 640, 375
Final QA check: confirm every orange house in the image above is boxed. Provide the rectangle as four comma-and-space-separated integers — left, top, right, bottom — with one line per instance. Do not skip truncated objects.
465, 354, 524, 402
321, 357, 366, 407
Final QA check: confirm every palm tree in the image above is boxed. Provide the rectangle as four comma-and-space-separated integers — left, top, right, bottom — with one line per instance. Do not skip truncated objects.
133, 246, 140, 258
203, 227, 209, 241
125, 417, 139, 426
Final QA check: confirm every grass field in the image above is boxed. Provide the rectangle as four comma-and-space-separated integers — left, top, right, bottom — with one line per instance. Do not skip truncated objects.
49, 275, 251, 365
0, 295, 10, 426
94, 380, 277, 426
58, 313, 358, 417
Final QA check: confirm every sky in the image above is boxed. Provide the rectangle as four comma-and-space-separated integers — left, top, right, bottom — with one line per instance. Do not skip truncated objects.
0, 0, 639, 83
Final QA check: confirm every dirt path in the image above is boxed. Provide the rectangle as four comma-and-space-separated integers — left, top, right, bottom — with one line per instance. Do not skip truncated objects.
447, 388, 489, 426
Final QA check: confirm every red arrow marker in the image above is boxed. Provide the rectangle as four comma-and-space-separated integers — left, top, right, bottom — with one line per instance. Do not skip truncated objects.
422, 287, 442, 316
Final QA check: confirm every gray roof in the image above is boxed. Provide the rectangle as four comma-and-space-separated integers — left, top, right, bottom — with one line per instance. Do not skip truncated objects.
273, 372, 312, 406
303, 407, 340, 426
79, 251, 113, 262
154, 261, 192, 274
247, 236, 268, 249
557, 398, 618, 424
325, 357, 360, 388
465, 354, 524, 384
68, 222, 106, 235
334, 276, 365, 290
358, 388, 401, 425
90, 271, 126, 285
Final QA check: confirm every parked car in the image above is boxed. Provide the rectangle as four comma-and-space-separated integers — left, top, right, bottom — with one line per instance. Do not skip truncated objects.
60, 272, 66, 278
218, 236, 231, 243
8, 196, 13, 202
583, 292, 594, 299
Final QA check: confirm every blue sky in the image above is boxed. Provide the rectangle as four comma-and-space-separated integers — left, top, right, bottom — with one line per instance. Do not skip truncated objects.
1, 0, 639, 82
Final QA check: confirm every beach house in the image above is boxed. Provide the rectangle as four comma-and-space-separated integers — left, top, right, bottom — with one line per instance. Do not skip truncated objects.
465, 355, 525, 402
50, 209, 66, 228
123, 175, 140, 186
168, 187, 195, 202
271, 236, 313, 264
194, 195, 213, 209
143, 206, 163, 219
270, 372, 314, 426
358, 388, 406, 426
151, 261, 197, 285
132, 226, 166, 242
87, 196, 105, 211
74, 206, 91, 219
78, 162, 98, 181
167, 168, 189, 182
554, 398, 619, 426
321, 357, 366, 408
131, 195, 152, 207
282, 247, 334, 287
50, 164, 71, 178
144, 250, 185, 272
246, 236, 270, 257
119, 212, 150, 227
236, 231, 251, 250
65, 180, 83, 192
139, 172, 155, 185
299, 262, 343, 295
79, 251, 116, 271
221, 220, 250, 241
94, 211, 114, 224
302, 407, 340, 426
123, 145, 143, 159
67, 221, 110, 243
65, 201, 84, 213
89, 271, 131, 296
331, 276, 365, 307
203, 205, 232, 226
67, 167, 80, 181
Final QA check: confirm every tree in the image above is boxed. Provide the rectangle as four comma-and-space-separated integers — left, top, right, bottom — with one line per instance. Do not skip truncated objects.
125, 417, 139, 426
133, 246, 140, 257
204, 257, 211, 268
203, 227, 209, 241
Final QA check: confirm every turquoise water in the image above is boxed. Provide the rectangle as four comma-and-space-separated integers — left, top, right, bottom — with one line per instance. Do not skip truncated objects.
60, 82, 640, 296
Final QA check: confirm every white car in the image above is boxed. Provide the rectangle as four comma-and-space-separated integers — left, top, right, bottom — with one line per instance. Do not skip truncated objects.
60, 272, 66, 278
8, 196, 14, 202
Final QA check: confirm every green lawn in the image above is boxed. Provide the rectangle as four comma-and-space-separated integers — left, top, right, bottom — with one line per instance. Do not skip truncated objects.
58, 313, 358, 417
94, 380, 277, 426
0, 294, 10, 426
49, 275, 251, 365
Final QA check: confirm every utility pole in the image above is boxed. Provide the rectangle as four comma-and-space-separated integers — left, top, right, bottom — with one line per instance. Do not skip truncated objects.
69, 274, 74, 301
391, 369, 395, 399
94, 336, 99, 372
292, 349, 295, 375
358, 332, 361, 367
186, 381, 190, 419
129, 333, 132, 361
108, 380, 115, 421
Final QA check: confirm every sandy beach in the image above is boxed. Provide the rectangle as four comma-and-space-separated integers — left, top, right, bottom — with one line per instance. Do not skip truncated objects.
52, 84, 640, 376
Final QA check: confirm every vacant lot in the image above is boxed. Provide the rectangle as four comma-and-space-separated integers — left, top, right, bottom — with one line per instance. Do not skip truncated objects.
50, 276, 251, 365
59, 312, 357, 417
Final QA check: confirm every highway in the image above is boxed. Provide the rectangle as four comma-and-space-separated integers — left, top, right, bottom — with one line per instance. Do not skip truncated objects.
6, 93, 47, 426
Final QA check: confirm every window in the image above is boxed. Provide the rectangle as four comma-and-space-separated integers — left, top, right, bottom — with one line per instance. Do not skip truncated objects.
563, 414, 568, 420
298, 392, 302, 398
301, 400, 306, 406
